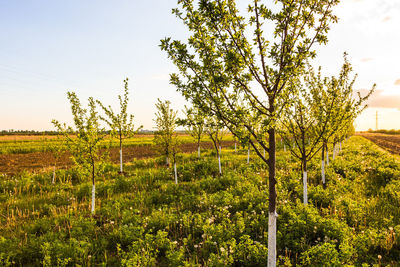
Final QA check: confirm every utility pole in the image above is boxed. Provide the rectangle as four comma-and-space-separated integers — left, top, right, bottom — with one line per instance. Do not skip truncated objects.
376, 110, 378, 130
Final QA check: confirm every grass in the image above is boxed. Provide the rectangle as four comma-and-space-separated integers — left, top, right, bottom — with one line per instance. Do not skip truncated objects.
0, 134, 236, 155
0, 136, 400, 266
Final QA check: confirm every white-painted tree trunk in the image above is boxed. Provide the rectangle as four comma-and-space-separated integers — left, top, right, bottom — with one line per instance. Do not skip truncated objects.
234, 142, 236, 153
174, 162, 178, 184
263, 149, 265, 158
198, 145, 201, 158
268, 211, 277, 267
91, 183, 96, 214
52, 166, 55, 184
166, 156, 169, 166
326, 149, 329, 166
247, 147, 250, 164
321, 160, 325, 185
284, 144, 286, 152
218, 146, 222, 175
303, 171, 308, 205
332, 145, 336, 160
339, 142, 342, 152
120, 149, 123, 172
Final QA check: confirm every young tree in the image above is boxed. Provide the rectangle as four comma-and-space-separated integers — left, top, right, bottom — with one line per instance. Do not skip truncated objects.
311, 56, 375, 187
205, 116, 225, 175
177, 105, 205, 158
153, 99, 179, 168
52, 92, 108, 214
97, 78, 142, 173
280, 82, 325, 205
161, 1, 339, 263
47, 135, 66, 184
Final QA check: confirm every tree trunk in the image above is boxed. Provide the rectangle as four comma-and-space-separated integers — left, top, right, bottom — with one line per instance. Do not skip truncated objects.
218, 145, 222, 175
322, 143, 326, 188
332, 143, 336, 160
174, 162, 178, 184
247, 146, 250, 164
198, 145, 201, 158
284, 144, 286, 152
234, 142, 237, 153
166, 156, 169, 167
52, 166, 56, 184
91, 162, 96, 214
267, 128, 277, 267
326, 145, 329, 166
91, 183, 96, 214
119, 137, 123, 173
303, 159, 308, 205
120, 149, 123, 172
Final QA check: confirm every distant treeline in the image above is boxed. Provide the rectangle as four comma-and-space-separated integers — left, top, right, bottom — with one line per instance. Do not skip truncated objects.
0, 130, 159, 136
367, 129, 400, 135
0, 130, 193, 136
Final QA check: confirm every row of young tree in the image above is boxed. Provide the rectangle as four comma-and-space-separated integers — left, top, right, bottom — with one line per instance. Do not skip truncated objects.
50, 1, 376, 264
160, 0, 375, 265
52, 79, 142, 214
50, 81, 228, 215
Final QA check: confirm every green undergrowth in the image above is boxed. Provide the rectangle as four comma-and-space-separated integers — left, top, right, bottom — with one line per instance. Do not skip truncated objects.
0, 137, 400, 266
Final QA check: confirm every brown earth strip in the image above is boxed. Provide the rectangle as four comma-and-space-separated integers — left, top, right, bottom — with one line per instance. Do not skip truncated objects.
357, 133, 400, 155
0, 141, 235, 175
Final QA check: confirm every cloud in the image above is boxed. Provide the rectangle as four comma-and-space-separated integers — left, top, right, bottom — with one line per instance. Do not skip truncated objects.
357, 89, 400, 109
395, 79, 400, 86
150, 74, 170, 81
361, 58, 373, 62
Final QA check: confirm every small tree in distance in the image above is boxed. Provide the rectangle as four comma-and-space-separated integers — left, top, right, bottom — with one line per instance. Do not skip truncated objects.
97, 78, 142, 173
52, 92, 108, 214
204, 116, 225, 174
47, 134, 66, 184
311, 55, 375, 187
177, 106, 205, 158
153, 99, 179, 168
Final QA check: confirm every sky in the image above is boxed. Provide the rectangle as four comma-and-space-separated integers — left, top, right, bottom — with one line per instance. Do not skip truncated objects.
0, 0, 399, 131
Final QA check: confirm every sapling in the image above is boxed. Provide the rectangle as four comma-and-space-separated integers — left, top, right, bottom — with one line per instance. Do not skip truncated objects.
97, 78, 142, 173
47, 135, 65, 184
177, 106, 205, 158
52, 92, 108, 214
312, 54, 375, 187
205, 116, 225, 175
153, 99, 179, 169
247, 144, 250, 164
280, 72, 332, 205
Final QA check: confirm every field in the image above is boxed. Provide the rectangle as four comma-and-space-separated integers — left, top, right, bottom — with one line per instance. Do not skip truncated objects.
0, 135, 234, 175
1, 136, 400, 266
358, 133, 400, 155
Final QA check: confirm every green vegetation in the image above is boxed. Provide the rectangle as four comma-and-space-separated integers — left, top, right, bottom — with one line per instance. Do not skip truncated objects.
367, 129, 400, 135
0, 135, 234, 155
1, 136, 400, 266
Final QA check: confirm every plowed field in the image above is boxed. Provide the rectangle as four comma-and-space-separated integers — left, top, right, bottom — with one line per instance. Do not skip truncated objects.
357, 133, 400, 155
0, 141, 235, 175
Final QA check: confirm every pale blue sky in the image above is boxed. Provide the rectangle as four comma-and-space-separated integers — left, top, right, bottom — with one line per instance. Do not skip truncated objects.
0, 0, 399, 131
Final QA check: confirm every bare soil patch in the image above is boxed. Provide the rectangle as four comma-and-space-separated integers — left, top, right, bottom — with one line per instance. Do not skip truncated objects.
357, 133, 400, 155
0, 141, 235, 175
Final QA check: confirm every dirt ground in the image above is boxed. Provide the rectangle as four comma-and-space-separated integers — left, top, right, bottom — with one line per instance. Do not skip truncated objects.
0, 141, 235, 175
357, 133, 400, 155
